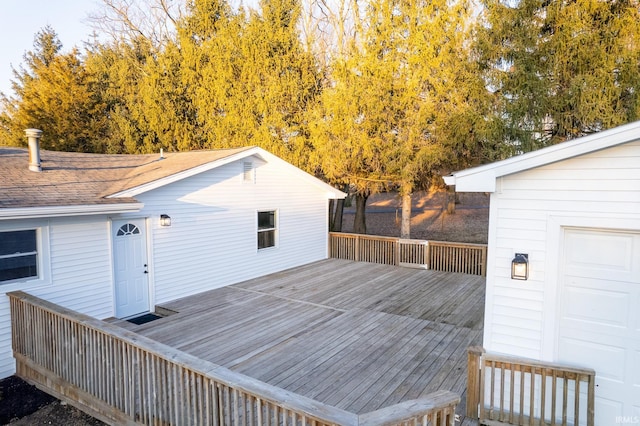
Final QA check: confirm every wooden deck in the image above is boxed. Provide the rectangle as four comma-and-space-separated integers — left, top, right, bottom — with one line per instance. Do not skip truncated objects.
117, 259, 484, 417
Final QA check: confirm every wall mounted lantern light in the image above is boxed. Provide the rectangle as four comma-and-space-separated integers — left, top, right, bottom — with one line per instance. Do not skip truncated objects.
511, 253, 529, 280
160, 214, 171, 227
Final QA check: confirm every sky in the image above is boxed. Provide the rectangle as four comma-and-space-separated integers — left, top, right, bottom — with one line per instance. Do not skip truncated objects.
0, 0, 99, 97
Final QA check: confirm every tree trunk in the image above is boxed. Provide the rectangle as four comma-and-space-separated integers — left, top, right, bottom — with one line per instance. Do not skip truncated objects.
401, 192, 412, 239
446, 185, 456, 214
353, 193, 368, 234
333, 198, 345, 232
328, 199, 335, 231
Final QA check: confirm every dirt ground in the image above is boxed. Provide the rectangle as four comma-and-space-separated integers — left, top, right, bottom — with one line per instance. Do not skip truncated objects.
342, 190, 490, 244
0, 190, 489, 425
0, 375, 104, 425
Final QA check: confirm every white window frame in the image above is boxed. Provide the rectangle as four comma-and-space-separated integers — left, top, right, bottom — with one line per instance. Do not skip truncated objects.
257, 210, 277, 250
0, 222, 51, 289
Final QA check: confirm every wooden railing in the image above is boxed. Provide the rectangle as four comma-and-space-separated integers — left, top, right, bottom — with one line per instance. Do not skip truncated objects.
467, 347, 595, 426
428, 241, 487, 276
329, 232, 487, 276
9, 290, 460, 426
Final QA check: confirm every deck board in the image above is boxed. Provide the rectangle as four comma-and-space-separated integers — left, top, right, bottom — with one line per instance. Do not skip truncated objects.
125, 258, 485, 415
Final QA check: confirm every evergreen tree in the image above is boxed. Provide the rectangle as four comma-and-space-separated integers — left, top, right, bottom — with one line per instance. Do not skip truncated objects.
84, 37, 158, 153
477, 0, 640, 152
1, 27, 110, 151
311, 0, 490, 236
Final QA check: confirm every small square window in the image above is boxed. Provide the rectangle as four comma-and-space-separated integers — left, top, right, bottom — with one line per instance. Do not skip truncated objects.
0, 230, 38, 283
257, 211, 276, 249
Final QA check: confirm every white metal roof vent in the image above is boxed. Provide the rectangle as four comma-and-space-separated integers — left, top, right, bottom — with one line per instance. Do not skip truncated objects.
25, 128, 43, 172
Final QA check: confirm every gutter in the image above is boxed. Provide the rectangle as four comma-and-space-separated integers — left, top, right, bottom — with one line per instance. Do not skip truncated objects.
443, 175, 455, 186
0, 203, 144, 220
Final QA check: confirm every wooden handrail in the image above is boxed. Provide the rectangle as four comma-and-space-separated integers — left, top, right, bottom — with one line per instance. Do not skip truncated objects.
467, 347, 596, 426
329, 232, 487, 276
9, 290, 460, 426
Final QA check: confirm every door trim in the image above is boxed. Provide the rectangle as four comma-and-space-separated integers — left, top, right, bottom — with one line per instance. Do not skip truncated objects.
111, 218, 151, 318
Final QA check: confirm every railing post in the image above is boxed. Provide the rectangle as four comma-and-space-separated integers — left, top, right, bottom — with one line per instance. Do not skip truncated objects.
328, 233, 334, 258
355, 234, 360, 262
481, 246, 488, 277
587, 372, 595, 426
394, 240, 400, 266
425, 242, 431, 270
466, 346, 485, 419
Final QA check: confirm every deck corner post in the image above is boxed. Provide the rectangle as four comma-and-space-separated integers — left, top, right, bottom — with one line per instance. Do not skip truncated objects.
425, 241, 431, 270
481, 246, 488, 277
394, 240, 400, 266
466, 346, 485, 419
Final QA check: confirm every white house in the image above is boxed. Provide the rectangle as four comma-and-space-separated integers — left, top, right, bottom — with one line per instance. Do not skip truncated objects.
444, 120, 640, 423
0, 131, 345, 378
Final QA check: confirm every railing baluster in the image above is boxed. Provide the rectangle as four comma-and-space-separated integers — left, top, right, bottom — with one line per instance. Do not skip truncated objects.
329, 232, 486, 275
470, 350, 595, 426
8, 291, 462, 426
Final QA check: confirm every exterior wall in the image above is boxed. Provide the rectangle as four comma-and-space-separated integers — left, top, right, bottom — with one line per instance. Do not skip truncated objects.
114, 154, 331, 305
0, 154, 333, 378
484, 140, 640, 360
0, 216, 114, 378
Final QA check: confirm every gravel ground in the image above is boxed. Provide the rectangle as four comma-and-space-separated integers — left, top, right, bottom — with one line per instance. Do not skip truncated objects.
1, 190, 489, 424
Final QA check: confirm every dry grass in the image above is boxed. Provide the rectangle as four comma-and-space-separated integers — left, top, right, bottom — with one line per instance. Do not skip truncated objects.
341, 190, 490, 244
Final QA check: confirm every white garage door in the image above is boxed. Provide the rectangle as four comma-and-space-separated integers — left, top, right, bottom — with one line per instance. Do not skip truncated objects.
558, 228, 640, 425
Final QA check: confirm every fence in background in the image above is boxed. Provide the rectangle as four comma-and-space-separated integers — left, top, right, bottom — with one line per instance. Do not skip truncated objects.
329, 232, 487, 276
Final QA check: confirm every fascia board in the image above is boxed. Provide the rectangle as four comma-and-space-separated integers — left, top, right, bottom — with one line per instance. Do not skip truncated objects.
107, 148, 263, 198
110, 146, 347, 200
0, 203, 144, 220
252, 149, 347, 199
446, 120, 640, 193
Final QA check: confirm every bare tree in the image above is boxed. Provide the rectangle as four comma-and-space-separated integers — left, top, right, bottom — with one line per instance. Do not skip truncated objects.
88, 0, 183, 47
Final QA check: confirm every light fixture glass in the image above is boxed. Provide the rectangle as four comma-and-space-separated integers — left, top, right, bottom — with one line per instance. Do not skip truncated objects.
160, 214, 171, 227
511, 253, 529, 280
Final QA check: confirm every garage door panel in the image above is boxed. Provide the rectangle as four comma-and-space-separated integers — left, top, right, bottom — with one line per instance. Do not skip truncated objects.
562, 282, 629, 328
595, 397, 624, 424
560, 228, 640, 422
564, 230, 635, 282
637, 292, 640, 332
558, 336, 626, 382
635, 350, 640, 387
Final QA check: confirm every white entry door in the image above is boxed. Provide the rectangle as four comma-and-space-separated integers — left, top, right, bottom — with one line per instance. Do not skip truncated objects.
113, 219, 150, 318
558, 228, 640, 424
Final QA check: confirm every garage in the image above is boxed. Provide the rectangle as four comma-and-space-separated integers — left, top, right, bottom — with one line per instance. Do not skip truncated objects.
558, 228, 640, 423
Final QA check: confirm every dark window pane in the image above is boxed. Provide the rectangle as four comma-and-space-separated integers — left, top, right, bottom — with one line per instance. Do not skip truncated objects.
258, 230, 275, 249
0, 230, 36, 256
0, 254, 38, 282
258, 211, 275, 230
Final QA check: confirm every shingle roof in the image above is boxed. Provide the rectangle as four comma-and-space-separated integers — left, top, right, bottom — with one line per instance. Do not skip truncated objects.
0, 146, 253, 209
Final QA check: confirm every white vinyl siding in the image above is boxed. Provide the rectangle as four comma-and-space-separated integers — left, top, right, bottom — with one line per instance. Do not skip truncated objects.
125, 155, 331, 305
0, 216, 114, 377
483, 140, 640, 359
0, 153, 337, 378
